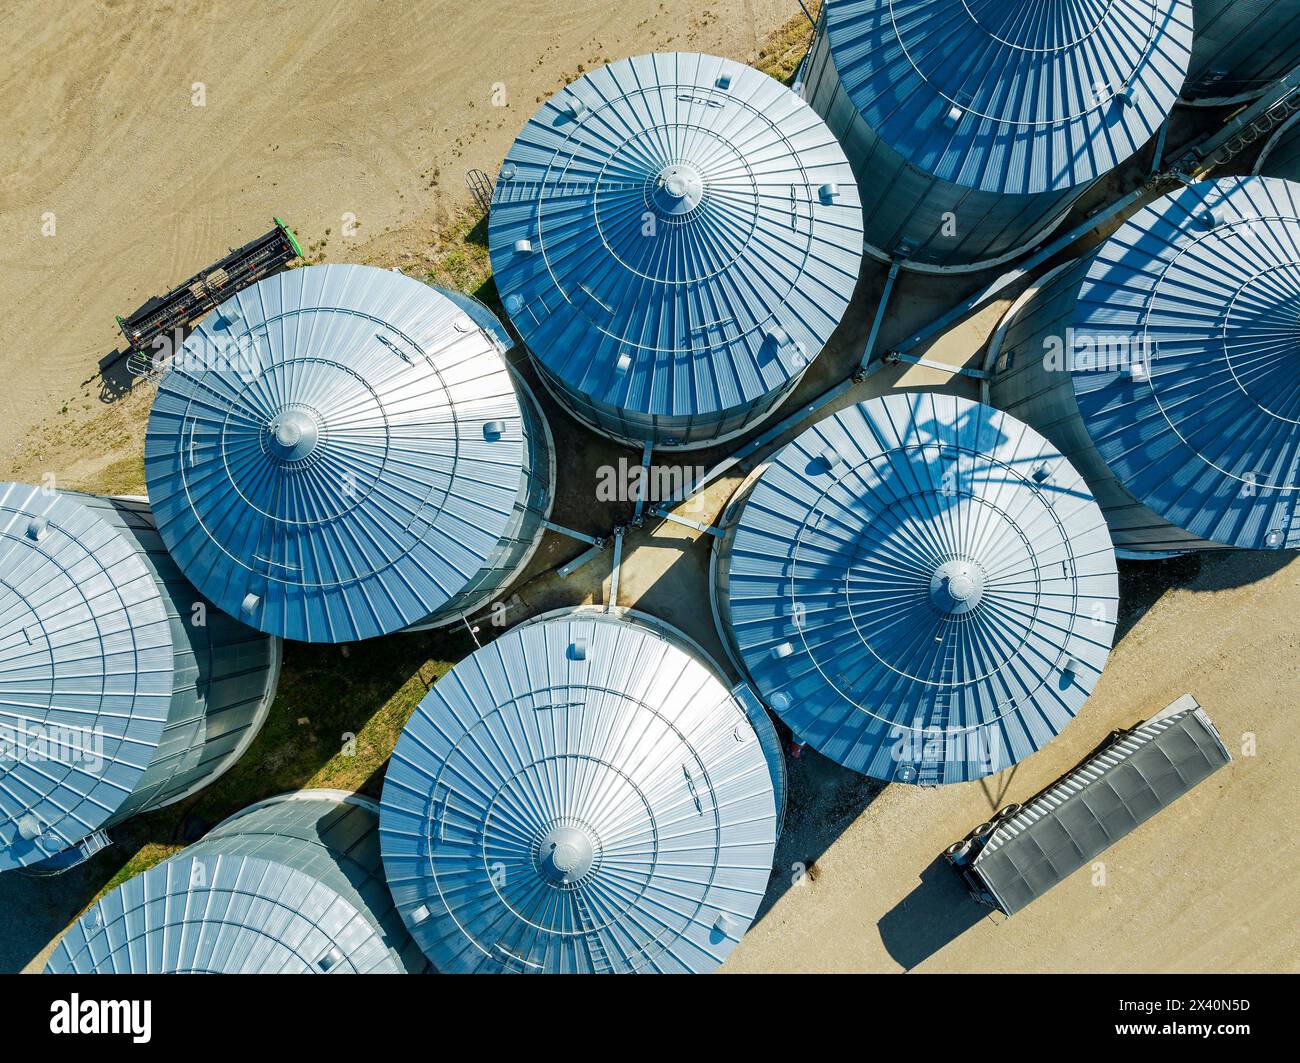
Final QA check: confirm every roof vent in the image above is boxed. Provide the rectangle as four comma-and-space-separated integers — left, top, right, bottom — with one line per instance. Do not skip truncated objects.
483, 420, 506, 440
25, 517, 47, 541
568, 639, 588, 661
765, 325, 789, 348
240, 592, 261, 616
514, 238, 533, 254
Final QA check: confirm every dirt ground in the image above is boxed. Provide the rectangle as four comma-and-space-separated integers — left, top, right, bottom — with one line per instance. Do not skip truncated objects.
0, 0, 794, 481
1, 1, 1296, 975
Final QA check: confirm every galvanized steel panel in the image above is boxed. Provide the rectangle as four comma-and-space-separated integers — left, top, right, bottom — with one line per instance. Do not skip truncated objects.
820, 0, 1191, 194
1071, 177, 1300, 550
379, 611, 779, 973
1185, 0, 1300, 104
429, 284, 514, 352
1255, 112, 1300, 182
145, 264, 548, 643
0, 485, 173, 871
803, 0, 1192, 265
732, 681, 788, 837
489, 52, 863, 447
47, 791, 428, 973
1, 486, 278, 872
714, 395, 1119, 784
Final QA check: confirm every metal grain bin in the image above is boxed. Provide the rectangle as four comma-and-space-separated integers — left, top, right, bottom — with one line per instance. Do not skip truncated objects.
489, 51, 863, 449
1184, 0, 1300, 105
1255, 112, 1300, 180
144, 264, 554, 643
989, 176, 1300, 555
46, 790, 427, 973
801, 0, 1193, 269
379, 608, 779, 973
0, 483, 280, 873
712, 394, 1119, 784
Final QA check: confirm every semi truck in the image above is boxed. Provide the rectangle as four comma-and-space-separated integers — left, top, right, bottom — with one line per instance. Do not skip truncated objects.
945, 695, 1232, 916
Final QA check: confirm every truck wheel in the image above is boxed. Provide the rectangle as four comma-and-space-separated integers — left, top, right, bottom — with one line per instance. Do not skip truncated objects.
944, 840, 972, 864
994, 803, 1022, 820
969, 821, 995, 840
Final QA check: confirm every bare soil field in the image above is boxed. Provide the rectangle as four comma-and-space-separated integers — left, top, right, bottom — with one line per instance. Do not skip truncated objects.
0, 0, 794, 486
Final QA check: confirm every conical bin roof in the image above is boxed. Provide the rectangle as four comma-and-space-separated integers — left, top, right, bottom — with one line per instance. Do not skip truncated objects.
1069, 176, 1300, 550
47, 854, 405, 973
821, 0, 1192, 194
718, 394, 1119, 783
144, 264, 531, 642
489, 51, 863, 431
0, 484, 173, 872
379, 611, 778, 973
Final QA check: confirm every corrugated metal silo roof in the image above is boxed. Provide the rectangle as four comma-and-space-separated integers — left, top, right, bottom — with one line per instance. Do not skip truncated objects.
822, 0, 1193, 195
0, 484, 173, 872
1255, 113, 1300, 182
429, 283, 514, 352
144, 264, 530, 642
488, 51, 863, 430
48, 855, 404, 973
1070, 176, 1300, 550
379, 610, 778, 973
47, 790, 425, 973
719, 394, 1119, 784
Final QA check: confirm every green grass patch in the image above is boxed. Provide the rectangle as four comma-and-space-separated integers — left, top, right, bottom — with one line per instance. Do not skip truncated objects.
75, 626, 472, 909
754, 2, 820, 85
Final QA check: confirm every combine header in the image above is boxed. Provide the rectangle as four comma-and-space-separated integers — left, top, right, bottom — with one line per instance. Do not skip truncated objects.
115, 217, 302, 355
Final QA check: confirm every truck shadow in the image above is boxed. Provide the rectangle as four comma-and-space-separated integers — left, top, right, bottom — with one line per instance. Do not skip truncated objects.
877, 856, 991, 971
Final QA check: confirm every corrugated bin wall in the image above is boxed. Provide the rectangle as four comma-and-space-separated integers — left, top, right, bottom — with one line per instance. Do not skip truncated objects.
1184, 0, 1300, 105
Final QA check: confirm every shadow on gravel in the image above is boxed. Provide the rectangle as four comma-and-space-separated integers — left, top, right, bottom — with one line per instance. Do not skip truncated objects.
877, 856, 991, 971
